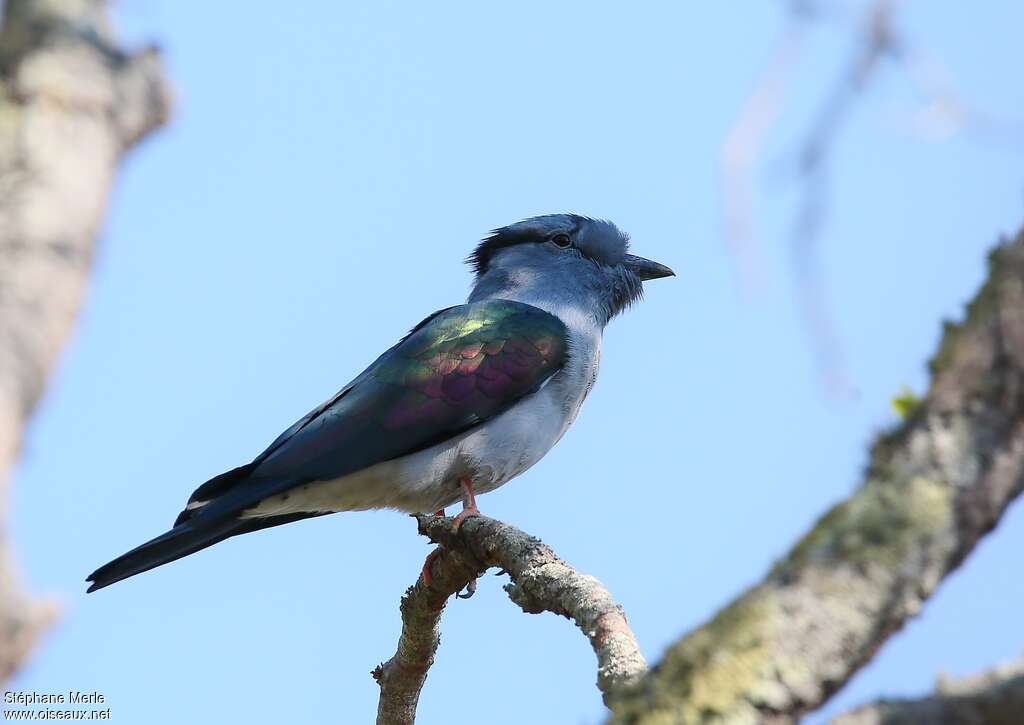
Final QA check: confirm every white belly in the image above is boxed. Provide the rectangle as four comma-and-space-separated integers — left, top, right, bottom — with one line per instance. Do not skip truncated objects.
243, 375, 577, 516
243, 302, 602, 518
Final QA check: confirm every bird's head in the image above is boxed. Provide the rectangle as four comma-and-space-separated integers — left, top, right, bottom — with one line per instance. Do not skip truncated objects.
467, 214, 673, 326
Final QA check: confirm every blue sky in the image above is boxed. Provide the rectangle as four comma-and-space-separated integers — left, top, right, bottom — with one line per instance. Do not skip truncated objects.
8, 2, 1024, 723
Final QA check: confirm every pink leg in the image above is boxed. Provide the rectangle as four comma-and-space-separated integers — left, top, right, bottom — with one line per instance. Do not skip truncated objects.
420, 547, 443, 586
451, 478, 481, 531
421, 480, 481, 594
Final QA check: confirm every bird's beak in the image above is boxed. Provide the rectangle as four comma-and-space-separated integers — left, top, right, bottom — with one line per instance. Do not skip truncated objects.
624, 254, 675, 281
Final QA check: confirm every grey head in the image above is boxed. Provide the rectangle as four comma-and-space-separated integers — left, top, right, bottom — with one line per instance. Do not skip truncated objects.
467, 214, 674, 326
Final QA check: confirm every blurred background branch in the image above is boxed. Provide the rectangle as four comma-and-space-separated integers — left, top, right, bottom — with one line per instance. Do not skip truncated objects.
721, 0, 1022, 397
608, 227, 1024, 722
834, 655, 1024, 724
0, 0, 169, 680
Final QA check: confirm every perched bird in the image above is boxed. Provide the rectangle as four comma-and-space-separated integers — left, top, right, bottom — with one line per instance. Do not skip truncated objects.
87, 214, 673, 592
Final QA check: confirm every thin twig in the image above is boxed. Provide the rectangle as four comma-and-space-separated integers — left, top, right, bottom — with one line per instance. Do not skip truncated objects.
721, 16, 807, 295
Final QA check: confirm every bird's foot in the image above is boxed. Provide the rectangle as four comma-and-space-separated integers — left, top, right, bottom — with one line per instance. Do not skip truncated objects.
451, 505, 481, 532
420, 546, 443, 587
421, 480, 480, 592
420, 545, 478, 599
456, 577, 477, 599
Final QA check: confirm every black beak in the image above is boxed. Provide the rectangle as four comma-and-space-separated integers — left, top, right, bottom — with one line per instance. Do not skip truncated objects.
624, 254, 675, 281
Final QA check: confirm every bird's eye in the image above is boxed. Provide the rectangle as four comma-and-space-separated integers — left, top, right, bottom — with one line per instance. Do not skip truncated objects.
551, 233, 572, 248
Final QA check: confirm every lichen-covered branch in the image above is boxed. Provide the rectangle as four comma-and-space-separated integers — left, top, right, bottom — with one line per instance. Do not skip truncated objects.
371, 524, 477, 725
373, 514, 647, 725
607, 228, 1024, 724
0, 0, 171, 680
833, 656, 1024, 725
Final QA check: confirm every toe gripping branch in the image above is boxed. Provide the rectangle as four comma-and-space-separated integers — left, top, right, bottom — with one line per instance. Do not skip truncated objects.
419, 478, 483, 598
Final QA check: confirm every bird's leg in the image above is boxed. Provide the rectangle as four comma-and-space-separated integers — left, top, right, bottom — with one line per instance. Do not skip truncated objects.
420, 480, 480, 591
451, 478, 481, 532
419, 504, 451, 585
420, 546, 443, 587
450, 477, 482, 598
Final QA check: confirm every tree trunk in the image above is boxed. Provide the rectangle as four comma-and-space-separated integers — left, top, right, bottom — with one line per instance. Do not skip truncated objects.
0, 0, 170, 680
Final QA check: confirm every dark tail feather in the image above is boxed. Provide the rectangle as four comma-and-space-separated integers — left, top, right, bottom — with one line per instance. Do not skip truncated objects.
86, 511, 330, 593
85, 519, 240, 593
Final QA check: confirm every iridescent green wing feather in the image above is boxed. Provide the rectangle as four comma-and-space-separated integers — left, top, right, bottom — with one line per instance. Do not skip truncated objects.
246, 299, 568, 485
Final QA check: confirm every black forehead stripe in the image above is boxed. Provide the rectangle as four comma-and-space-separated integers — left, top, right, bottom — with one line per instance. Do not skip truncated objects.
467, 214, 592, 276
466, 231, 519, 277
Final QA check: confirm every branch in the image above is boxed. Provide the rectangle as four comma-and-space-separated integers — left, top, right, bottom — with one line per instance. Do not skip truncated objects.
720, 8, 807, 295
721, 0, 902, 396
374, 514, 647, 725
0, 0, 171, 679
607, 227, 1024, 723
834, 656, 1024, 724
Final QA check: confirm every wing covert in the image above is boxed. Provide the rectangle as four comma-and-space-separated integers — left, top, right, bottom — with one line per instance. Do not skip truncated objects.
250, 300, 568, 483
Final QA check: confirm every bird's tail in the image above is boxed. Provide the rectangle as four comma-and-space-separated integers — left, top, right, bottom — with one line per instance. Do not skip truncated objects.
86, 519, 240, 593
87, 509, 327, 592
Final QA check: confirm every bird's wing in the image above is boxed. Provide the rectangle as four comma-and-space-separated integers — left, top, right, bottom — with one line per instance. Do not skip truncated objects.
86, 300, 567, 592
185, 299, 568, 517
245, 306, 458, 468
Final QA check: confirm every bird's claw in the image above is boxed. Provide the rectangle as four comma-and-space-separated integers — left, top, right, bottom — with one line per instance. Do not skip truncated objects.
423, 482, 481, 595
451, 506, 481, 532
456, 578, 477, 599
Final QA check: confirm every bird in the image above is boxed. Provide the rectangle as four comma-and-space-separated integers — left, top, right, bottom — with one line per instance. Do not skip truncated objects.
86, 214, 674, 592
